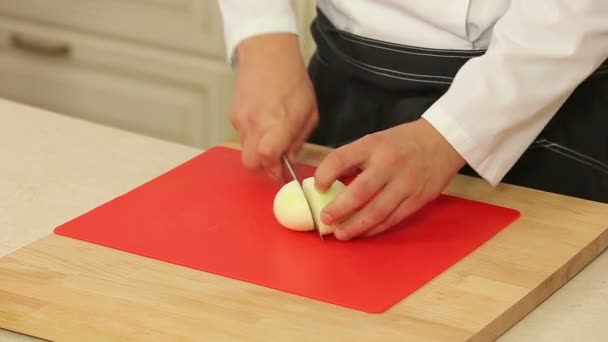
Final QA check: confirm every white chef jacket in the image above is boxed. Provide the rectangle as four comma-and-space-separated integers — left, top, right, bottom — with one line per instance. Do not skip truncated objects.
217, 0, 608, 186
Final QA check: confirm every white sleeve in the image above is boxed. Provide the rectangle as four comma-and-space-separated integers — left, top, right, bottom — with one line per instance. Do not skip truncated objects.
421, 0, 608, 186
217, 1, 299, 64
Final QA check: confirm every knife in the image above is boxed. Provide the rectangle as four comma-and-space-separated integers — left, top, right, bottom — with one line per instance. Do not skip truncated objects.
281, 154, 324, 240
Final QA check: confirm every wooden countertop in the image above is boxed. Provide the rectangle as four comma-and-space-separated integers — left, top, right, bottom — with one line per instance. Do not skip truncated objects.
1, 98, 607, 341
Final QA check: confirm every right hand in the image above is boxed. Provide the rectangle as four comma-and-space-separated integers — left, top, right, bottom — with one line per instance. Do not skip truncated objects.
229, 33, 319, 181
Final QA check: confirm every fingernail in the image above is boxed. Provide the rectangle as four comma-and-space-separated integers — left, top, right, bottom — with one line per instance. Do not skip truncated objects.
314, 179, 326, 191
321, 212, 333, 225
334, 229, 349, 240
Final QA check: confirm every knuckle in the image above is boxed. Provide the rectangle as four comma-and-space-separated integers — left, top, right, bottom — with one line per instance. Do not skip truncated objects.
368, 206, 388, 223
229, 107, 243, 128
395, 201, 416, 220
350, 183, 373, 203
381, 148, 405, 168
356, 215, 374, 230
374, 222, 389, 235
383, 153, 401, 167
246, 111, 259, 127
257, 143, 275, 159
328, 150, 347, 170
229, 115, 241, 130
241, 152, 258, 169
242, 159, 256, 169
360, 133, 383, 146
373, 220, 393, 235
273, 105, 288, 118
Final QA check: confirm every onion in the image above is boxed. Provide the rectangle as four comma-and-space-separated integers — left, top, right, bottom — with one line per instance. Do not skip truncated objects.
273, 177, 346, 235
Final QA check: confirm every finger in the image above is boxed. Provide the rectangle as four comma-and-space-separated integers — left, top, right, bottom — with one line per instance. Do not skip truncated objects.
361, 193, 426, 238
314, 142, 368, 192
236, 118, 248, 149
241, 126, 264, 170
320, 167, 389, 226
229, 110, 241, 132
258, 123, 296, 180
241, 108, 269, 169
288, 111, 318, 161
333, 178, 411, 240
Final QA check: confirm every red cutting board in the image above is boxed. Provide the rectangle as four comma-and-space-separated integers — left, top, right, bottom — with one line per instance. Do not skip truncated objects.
54, 146, 520, 313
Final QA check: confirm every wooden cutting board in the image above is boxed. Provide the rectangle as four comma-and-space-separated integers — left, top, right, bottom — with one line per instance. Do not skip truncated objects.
1, 141, 608, 342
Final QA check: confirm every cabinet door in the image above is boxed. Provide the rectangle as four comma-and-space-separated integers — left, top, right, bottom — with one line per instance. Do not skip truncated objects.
0, 0, 319, 62
0, 0, 227, 59
0, 48, 208, 147
0, 22, 235, 149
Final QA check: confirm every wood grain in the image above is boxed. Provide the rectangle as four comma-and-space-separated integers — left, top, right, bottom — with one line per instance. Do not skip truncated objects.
1, 141, 608, 342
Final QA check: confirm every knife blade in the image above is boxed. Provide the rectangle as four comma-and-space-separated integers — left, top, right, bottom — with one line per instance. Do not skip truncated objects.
281, 154, 324, 240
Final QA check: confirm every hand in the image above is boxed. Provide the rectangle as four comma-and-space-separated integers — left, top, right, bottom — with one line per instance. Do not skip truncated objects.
230, 33, 319, 180
314, 118, 466, 240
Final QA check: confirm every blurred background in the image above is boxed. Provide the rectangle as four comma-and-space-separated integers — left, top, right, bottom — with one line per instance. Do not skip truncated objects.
0, 0, 316, 149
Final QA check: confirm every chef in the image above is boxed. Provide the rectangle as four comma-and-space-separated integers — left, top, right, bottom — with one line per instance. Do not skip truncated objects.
217, 1, 608, 240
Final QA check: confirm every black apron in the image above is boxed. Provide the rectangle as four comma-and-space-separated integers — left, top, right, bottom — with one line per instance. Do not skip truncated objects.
306, 8, 608, 203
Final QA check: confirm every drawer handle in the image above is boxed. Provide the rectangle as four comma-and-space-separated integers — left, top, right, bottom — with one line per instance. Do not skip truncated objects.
9, 32, 71, 57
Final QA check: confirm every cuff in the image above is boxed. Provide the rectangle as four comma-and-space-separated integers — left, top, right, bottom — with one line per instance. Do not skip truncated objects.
222, 14, 299, 67
422, 102, 512, 186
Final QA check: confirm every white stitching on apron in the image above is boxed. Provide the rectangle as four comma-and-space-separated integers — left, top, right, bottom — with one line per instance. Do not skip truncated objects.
316, 24, 453, 84
339, 30, 485, 55
531, 139, 608, 175
345, 60, 453, 84
343, 55, 453, 84
315, 50, 453, 80
341, 35, 478, 59
352, 58, 455, 80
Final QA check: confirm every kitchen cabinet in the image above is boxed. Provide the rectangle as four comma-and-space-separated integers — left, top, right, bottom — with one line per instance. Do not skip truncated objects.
0, 1, 317, 149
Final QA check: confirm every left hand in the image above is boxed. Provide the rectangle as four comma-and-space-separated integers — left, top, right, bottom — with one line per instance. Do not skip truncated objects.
314, 118, 466, 240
